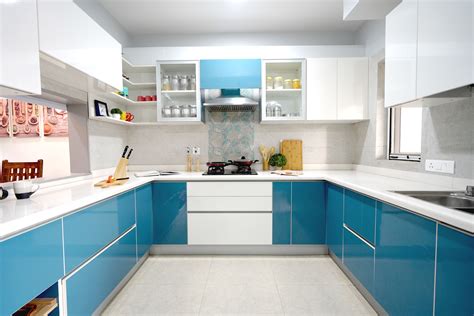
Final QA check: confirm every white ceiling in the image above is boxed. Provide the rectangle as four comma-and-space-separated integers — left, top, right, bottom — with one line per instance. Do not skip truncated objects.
98, 0, 364, 35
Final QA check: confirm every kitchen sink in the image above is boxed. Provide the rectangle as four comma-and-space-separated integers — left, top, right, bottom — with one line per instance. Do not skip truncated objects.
393, 191, 474, 214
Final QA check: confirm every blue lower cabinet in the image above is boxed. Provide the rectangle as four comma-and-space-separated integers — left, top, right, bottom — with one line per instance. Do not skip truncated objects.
344, 189, 375, 244
374, 202, 436, 316
272, 182, 291, 244
292, 182, 326, 244
66, 228, 137, 316
136, 184, 153, 257
0, 220, 64, 315
326, 184, 344, 259
63, 190, 136, 273
343, 226, 374, 294
153, 182, 187, 244
435, 224, 474, 316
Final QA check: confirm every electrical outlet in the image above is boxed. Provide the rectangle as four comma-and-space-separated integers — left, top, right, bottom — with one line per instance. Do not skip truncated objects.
425, 159, 455, 174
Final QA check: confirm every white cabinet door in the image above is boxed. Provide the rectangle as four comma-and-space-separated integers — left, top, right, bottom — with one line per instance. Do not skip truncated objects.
37, 0, 122, 91
306, 58, 338, 120
384, 0, 418, 107
337, 58, 368, 120
0, 0, 41, 96
417, 0, 473, 98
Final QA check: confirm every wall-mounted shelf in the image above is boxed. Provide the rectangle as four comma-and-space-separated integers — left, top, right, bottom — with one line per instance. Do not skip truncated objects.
161, 90, 196, 95
109, 92, 156, 106
122, 78, 156, 89
90, 116, 135, 126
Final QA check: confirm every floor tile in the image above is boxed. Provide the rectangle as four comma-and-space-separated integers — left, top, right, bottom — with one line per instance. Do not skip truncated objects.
207, 258, 275, 286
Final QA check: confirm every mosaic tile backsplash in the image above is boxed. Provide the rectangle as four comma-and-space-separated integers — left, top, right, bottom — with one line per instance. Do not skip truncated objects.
207, 110, 257, 162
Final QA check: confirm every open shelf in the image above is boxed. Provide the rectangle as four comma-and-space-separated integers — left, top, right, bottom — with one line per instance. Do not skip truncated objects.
122, 58, 155, 74
161, 90, 196, 95
109, 92, 156, 106
266, 89, 302, 93
122, 78, 156, 89
90, 116, 135, 126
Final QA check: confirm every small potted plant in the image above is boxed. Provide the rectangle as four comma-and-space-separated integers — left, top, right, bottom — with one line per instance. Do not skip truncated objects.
269, 153, 287, 170
110, 108, 122, 120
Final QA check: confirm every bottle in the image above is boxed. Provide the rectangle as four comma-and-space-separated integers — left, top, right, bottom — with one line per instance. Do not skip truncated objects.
192, 146, 201, 172
185, 147, 192, 172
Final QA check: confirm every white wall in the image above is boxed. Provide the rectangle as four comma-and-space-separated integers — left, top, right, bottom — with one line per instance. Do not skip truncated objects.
0, 137, 71, 179
88, 120, 128, 171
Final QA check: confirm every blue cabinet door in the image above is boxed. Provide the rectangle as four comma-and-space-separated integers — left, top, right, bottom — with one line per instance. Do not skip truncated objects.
344, 189, 375, 244
291, 182, 326, 244
63, 190, 135, 273
153, 182, 187, 244
326, 183, 344, 259
272, 182, 291, 244
136, 184, 153, 258
435, 224, 474, 316
0, 220, 64, 315
343, 226, 374, 294
200, 59, 261, 89
66, 228, 137, 316
374, 202, 436, 316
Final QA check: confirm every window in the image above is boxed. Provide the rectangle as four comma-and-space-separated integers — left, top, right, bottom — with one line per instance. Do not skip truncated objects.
388, 106, 422, 161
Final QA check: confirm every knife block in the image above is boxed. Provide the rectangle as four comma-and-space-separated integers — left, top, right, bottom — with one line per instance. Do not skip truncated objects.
113, 158, 129, 180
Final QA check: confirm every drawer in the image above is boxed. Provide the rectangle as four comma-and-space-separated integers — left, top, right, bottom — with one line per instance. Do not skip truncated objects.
188, 213, 272, 245
187, 196, 272, 212
187, 182, 272, 197
65, 227, 137, 316
63, 190, 135, 273
0, 220, 64, 315
343, 225, 375, 294
344, 189, 376, 244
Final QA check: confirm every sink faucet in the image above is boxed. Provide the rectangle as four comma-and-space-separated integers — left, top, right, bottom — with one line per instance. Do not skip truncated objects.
466, 186, 474, 197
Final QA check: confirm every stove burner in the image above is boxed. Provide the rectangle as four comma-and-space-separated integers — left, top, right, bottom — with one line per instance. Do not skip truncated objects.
235, 165, 252, 174
206, 165, 225, 175
204, 161, 258, 176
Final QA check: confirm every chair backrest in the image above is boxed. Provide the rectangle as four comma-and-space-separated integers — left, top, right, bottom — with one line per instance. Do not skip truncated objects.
1, 159, 43, 183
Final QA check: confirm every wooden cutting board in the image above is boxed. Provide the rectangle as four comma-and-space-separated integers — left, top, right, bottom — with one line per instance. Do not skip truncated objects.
280, 139, 303, 170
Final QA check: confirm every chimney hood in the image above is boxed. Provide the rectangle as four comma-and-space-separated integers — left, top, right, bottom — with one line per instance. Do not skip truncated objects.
202, 89, 260, 112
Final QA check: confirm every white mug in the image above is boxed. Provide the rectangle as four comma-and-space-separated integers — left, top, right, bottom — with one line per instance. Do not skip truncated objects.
13, 180, 40, 199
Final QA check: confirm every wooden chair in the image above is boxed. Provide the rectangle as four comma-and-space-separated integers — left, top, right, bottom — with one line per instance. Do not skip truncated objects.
1, 159, 43, 183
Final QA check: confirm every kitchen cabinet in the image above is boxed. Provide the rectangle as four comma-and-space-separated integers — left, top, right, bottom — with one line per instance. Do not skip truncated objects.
37, 0, 122, 91
292, 182, 326, 244
200, 59, 261, 89
63, 191, 135, 273
136, 184, 154, 258
272, 182, 292, 244
326, 183, 344, 259
306, 58, 338, 120
343, 225, 375, 294
374, 202, 436, 316
344, 189, 375, 244
65, 228, 137, 316
0, 220, 64, 315
153, 182, 187, 244
435, 224, 474, 316
0, 0, 41, 96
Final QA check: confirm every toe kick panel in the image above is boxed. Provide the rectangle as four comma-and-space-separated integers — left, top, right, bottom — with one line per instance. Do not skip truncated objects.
188, 213, 272, 245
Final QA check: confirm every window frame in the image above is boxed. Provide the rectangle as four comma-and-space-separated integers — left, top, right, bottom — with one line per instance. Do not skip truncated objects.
388, 107, 422, 162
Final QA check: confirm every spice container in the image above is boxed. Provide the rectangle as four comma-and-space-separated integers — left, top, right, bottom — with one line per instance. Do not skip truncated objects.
189, 75, 196, 90
274, 76, 283, 90
171, 104, 181, 117
171, 75, 179, 90
162, 75, 171, 91
292, 79, 301, 89
266, 101, 274, 117
179, 75, 188, 90
181, 104, 191, 117
273, 102, 282, 117
190, 104, 197, 117
162, 105, 171, 118
266, 76, 274, 89
284, 79, 292, 89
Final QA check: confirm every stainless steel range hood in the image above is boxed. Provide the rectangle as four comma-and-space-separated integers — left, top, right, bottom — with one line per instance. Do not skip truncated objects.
202, 89, 260, 112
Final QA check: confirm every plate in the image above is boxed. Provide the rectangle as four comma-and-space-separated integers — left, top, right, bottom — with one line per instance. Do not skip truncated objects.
16, 116, 26, 124
29, 116, 38, 125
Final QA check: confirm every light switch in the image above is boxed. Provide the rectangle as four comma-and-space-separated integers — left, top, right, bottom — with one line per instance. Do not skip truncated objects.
425, 159, 455, 174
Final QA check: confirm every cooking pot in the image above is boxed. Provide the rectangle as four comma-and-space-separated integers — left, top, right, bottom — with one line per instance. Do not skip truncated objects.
229, 156, 259, 167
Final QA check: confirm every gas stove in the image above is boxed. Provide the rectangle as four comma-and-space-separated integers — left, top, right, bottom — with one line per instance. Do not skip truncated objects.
203, 162, 258, 175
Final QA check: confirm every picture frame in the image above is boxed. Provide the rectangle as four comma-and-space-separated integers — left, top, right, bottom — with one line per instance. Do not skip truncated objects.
94, 100, 109, 117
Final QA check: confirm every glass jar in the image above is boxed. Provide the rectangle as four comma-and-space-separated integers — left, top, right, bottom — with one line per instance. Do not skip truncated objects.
171, 104, 181, 117
162, 105, 171, 118
273, 76, 283, 90
284, 79, 292, 89
266, 102, 274, 117
292, 79, 301, 89
190, 104, 197, 117
181, 104, 191, 117
171, 75, 179, 91
162, 75, 171, 91
179, 75, 188, 90
189, 75, 196, 90
273, 102, 282, 117
266, 76, 273, 89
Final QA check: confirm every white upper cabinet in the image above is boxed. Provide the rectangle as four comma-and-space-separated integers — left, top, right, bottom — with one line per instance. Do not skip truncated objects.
385, 0, 473, 107
416, 0, 473, 98
306, 58, 338, 120
385, 0, 418, 107
37, 0, 122, 91
337, 58, 369, 120
0, 0, 41, 96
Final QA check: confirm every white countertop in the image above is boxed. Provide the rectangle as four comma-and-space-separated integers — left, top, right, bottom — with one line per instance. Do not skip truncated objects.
0, 170, 472, 241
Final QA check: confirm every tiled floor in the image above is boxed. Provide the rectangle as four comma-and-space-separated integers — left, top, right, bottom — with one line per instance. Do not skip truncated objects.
102, 255, 376, 316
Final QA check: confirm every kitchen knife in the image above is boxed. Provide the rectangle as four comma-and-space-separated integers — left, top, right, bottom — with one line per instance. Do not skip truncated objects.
121, 146, 129, 158
126, 148, 133, 159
